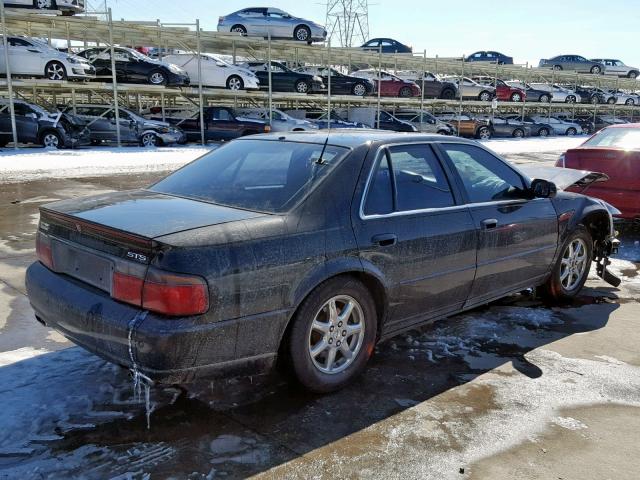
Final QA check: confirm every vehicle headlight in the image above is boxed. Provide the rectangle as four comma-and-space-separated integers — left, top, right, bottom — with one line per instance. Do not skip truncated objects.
66, 56, 79, 64
313, 76, 323, 82
168, 64, 183, 74
156, 126, 170, 133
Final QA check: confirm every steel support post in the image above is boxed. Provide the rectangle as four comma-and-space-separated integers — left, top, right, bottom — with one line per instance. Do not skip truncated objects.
107, 8, 121, 147
196, 19, 205, 146
0, 2, 18, 149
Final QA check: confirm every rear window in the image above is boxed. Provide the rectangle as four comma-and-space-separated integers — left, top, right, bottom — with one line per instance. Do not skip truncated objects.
150, 139, 349, 213
583, 127, 640, 150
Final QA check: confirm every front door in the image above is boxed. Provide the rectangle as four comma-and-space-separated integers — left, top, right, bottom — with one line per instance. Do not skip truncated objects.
352, 143, 477, 334
436, 142, 558, 306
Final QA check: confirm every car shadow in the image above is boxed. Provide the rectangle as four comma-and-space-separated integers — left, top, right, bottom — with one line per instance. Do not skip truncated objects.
0, 287, 621, 478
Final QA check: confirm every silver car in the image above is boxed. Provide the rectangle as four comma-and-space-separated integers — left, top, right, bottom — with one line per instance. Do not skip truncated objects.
234, 108, 318, 132
591, 59, 639, 79
217, 7, 327, 43
392, 110, 455, 135
529, 115, 583, 136
441, 76, 495, 101
538, 55, 605, 74
3, 0, 85, 15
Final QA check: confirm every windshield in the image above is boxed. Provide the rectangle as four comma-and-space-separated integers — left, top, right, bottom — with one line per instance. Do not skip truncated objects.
150, 140, 350, 213
583, 127, 640, 150
128, 49, 151, 61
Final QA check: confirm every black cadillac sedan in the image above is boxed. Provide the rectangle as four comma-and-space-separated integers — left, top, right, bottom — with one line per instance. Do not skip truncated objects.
77, 47, 190, 87
26, 132, 619, 393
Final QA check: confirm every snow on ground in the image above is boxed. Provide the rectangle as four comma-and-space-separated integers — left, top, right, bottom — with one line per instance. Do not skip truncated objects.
0, 137, 584, 184
0, 146, 214, 183
481, 136, 584, 155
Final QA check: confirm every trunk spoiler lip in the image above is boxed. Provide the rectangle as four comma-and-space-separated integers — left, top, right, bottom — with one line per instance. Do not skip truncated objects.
518, 164, 609, 191
40, 207, 154, 249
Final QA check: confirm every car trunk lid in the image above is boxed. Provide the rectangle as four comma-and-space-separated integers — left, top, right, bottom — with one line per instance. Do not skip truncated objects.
565, 147, 639, 190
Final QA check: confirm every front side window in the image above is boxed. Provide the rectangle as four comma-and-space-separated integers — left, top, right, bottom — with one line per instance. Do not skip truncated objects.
212, 109, 233, 121
441, 144, 526, 203
151, 140, 349, 213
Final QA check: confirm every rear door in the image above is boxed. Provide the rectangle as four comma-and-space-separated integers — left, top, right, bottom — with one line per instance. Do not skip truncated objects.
352, 142, 477, 333
436, 142, 558, 306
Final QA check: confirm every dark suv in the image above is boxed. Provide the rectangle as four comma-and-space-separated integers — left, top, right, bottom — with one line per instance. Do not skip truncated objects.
0, 99, 90, 148
149, 106, 270, 142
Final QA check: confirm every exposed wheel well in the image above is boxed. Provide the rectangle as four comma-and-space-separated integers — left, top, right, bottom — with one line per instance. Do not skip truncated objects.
581, 211, 611, 244
278, 271, 388, 360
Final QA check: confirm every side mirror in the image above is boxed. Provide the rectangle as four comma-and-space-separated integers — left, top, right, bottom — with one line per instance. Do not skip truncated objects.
26, 112, 38, 119
531, 179, 557, 199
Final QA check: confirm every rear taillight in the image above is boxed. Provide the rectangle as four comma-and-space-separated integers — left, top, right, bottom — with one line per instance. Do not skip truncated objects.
264, 125, 271, 132
218, 16, 224, 23
112, 267, 209, 316
36, 231, 54, 269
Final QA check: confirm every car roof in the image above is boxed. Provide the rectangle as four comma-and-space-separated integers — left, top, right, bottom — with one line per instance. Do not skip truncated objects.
606, 123, 640, 129
239, 130, 477, 148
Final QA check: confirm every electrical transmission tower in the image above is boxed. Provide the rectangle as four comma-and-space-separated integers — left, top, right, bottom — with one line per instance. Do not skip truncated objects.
325, 0, 369, 47
83, 0, 108, 19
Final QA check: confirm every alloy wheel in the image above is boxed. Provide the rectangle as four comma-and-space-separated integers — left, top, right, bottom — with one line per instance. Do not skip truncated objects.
36, 0, 53, 9
511, 93, 522, 102
296, 81, 309, 93
513, 129, 524, 138
559, 238, 588, 291
227, 77, 242, 90
539, 128, 549, 137
478, 127, 491, 139
150, 72, 165, 84
480, 92, 491, 101
295, 27, 310, 42
626, 98, 635, 105
353, 83, 366, 96
307, 295, 365, 375
43, 133, 59, 148
46, 63, 65, 81
141, 133, 157, 147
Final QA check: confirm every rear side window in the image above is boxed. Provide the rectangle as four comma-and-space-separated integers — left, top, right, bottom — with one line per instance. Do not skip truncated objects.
363, 144, 455, 216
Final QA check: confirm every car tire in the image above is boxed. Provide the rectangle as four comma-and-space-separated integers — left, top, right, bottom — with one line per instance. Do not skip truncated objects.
625, 98, 635, 106
352, 82, 367, 96
538, 127, 550, 137
510, 92, 522, 102
437, 130, 449, 135
295, 79, 310, 94
294, 25, 311, 42
440, 88, 455, 100
398, 86, 413, 97
566, 127, 577, 136
590, 65, 602, 74
230, 25, 247, 35
140, 132, 159, 147
148, 70, 167, 86
34, 0, 56, 10
44, 61, 67, 81
539, 94, 551, 103
553, 65, 563, 71
590, 96, 600, 104
287, 276, 377, 393
477, 126, 491, 139
226, 75, 244, 91
512, 128, 525, 138
565, 95, 576, 104
627, 71, 638, 79
40, 131, 63, 149
478, 91, 492, 102
607, 97, 616, 105
541, 226, 592, 301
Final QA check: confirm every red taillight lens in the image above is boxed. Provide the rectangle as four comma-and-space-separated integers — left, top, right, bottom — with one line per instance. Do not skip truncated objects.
111, 268, 208, 316
112, 271, 144, 306
142, 269, 209, 316
218, 16, 224, 22
36, 231, 54, 269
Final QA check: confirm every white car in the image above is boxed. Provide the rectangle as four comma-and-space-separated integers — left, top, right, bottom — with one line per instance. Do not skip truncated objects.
2, 0, 85, 15
529, 83, 581, 103
234, 108, 318, 132
0, 35, 95, 80
529, 115, 582, 136
440, 76, 495, 101
162, 53, 259, 90
591, 58, 639, 79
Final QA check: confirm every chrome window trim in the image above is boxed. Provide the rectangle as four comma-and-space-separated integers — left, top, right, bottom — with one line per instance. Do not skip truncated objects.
359, 140, 535, 221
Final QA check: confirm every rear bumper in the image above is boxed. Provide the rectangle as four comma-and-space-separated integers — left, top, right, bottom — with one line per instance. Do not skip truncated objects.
26, 261, 289, 384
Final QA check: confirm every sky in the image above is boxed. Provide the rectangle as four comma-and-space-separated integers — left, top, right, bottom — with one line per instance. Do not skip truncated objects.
104, 0, 640, 68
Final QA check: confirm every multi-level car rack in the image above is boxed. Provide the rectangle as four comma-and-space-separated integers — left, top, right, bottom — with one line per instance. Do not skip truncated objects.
0, 7, 638, 148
